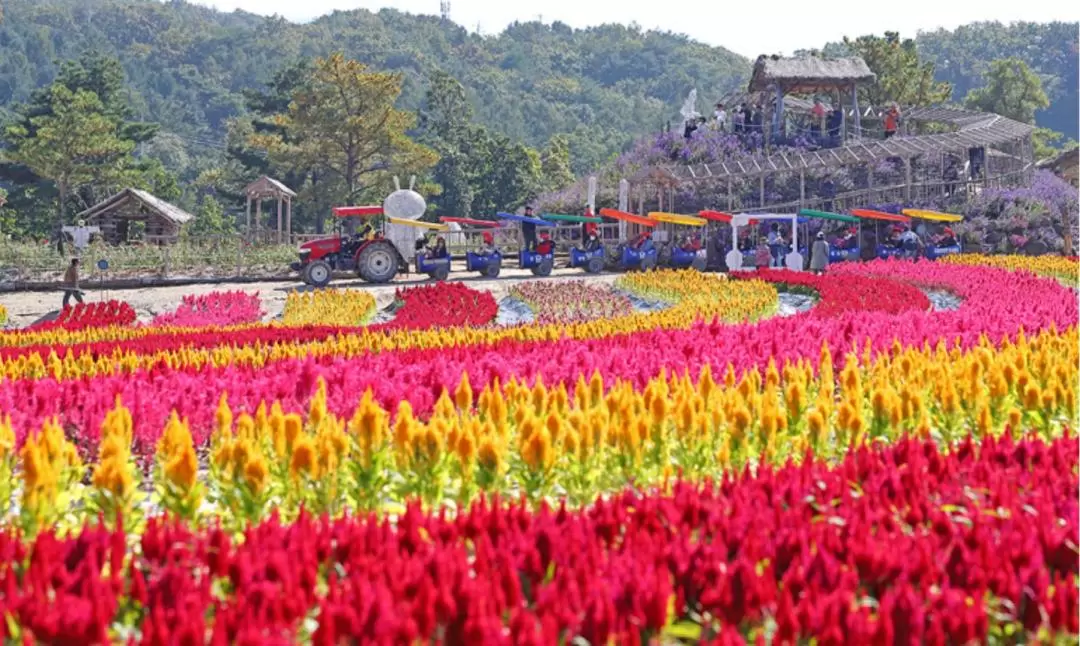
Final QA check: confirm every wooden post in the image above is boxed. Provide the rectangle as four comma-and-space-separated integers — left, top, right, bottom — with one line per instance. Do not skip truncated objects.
758, 174, 765, 208
255, 199, 262, 238
799, 170, 805, 207
903, 158, 912, 202
851, 84, 861, 138
245, 196, 251, 235
727, 176, 734, 211
276, 198, 283, 243
286, 196, 292, 244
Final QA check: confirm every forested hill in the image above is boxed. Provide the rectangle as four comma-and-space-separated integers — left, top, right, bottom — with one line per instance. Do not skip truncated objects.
0, 0, 1076, 175
0, 0, 748, 175
915, 22, 1079, 138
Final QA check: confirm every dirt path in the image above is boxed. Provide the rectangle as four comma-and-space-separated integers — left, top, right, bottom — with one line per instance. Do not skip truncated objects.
0, 268, 622, 328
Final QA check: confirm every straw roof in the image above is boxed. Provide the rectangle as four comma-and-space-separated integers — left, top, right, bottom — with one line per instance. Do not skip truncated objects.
79, 188, 194, 224
244, 175, 297, 199
749, 55, 876, 93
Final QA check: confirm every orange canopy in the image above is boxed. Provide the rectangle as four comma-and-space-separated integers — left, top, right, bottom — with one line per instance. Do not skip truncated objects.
599, 208, 656, 227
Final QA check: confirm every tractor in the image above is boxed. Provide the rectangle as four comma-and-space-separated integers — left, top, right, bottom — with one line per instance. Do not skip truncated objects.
292, 177, 438, 287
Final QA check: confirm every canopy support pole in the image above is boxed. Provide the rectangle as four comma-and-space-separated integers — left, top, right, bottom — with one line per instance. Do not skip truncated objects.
799, 170, 805, 208
851, 84, 861, 139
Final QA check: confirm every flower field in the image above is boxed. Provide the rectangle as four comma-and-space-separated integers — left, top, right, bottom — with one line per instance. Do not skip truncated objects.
0, 259, 1077, 643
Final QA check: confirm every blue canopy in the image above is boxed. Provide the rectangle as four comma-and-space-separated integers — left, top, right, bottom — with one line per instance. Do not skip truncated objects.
497, 212, 554, 227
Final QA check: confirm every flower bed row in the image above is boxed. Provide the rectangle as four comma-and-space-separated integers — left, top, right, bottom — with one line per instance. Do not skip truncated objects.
282, 289, 377, 327
0, 262, 1070, 449
942, 253, 1079, 282
26, 300, 137, 332
508, 281, 634, 325
734, 268, 932, 316
0, 272, 777, 381
0, 434, 1075, 644
375, 282, 499, 331
149, 291, 263, 328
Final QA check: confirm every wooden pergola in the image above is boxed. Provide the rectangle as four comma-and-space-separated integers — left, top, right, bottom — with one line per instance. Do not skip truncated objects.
631, 105, 1036, 214
244, 176, 296, 243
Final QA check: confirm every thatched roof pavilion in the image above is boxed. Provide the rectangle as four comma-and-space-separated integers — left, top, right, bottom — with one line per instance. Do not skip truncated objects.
748, 55, 876, 94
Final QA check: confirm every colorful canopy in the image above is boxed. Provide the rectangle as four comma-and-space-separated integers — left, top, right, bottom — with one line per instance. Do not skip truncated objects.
542, 213, 603, 223
798, 208, 860, 224
332, 205, 382, 218
387, 217, 448, 231
439, 216, 500, 227
599, 208, 656, 227
497, 212, 554, 227
902, 209, 964, 223
850, 208, 911, 223
648, 211, 707, 227
698, 210, 734, 223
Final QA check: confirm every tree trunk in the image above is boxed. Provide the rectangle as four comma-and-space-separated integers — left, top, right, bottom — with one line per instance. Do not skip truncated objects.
55, 180, 68, 256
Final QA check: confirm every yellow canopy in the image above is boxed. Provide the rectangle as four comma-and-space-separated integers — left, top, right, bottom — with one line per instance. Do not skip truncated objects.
901, 209, 964, 223
387, 217, 449, 231
647, 211, 707, 227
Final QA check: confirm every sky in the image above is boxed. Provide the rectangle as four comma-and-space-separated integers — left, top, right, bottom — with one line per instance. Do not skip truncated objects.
189, 0, 1075, 58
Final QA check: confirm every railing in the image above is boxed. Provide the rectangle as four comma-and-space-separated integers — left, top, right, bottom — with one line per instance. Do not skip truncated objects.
0, 235, 298, 285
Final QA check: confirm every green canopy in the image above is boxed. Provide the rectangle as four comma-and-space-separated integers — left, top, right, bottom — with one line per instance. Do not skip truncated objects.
798, 208, 860, 224
542, 213, 603, 223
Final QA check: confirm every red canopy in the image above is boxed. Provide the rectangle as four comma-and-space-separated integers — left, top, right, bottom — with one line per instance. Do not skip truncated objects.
439, 216, 500, 227
851, 208, 911, 224
699, 209, 733, 223
332, 205, 383, 218
599, 208, 656, 227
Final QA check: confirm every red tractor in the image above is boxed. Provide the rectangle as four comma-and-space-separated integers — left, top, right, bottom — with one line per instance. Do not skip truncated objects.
292, 178, 441, 287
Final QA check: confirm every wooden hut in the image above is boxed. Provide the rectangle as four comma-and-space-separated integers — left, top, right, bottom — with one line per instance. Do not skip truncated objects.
748, 55, 876, 138
77, 188, 194, 245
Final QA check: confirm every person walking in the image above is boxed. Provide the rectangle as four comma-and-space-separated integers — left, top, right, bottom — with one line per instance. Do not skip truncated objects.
810, 231, 829, 275
62, 257, 84, 308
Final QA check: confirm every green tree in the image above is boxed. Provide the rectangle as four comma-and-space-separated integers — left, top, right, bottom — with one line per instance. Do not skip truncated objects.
841, 32, 952, 107
249, 53, 438, 211
540, 135, 575, 193
419, 71, 477, 217
470, 131, 542, 214
963, 58, 1049, 124
185, 195, 235, 236
2, 85, 135, 234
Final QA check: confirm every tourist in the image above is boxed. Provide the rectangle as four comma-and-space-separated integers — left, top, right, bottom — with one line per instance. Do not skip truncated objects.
810, 98, 826, 139
431, 236, 450, 259
751, 105, 764, 134
767, 223, 784, 268
733, 104, 746, 133
536, 232, 555, 255
937, 227, 957, 248
827, 105, 843, 144
883, 105, 900, 139
714, 103, 727, 131
478, 231, 496, 255
522, 206, 538, 250
62, 257, 84, 308
683, 118, 698, 139
810, 231, 829, 275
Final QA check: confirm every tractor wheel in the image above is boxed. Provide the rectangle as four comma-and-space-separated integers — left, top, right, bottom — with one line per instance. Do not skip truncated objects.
357, 242, 398, 283
586, 257, 604, 274
531, 257, 554, 277
691, 254, 707, 271
430, 263, 450, 281
483, 261, 501, 278
302, 260, 333, 287
640, 255, 657, 272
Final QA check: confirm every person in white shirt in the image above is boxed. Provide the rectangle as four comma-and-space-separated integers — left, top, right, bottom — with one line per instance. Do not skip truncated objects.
714, 103, 727, 131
